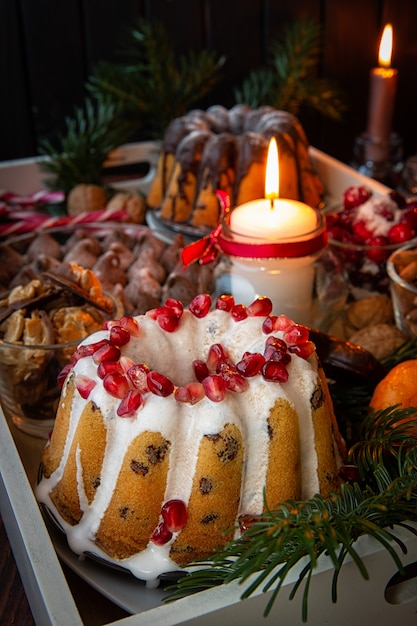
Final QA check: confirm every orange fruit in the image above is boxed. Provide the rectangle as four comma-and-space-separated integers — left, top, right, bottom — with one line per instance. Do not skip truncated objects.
370, 359, 417, 436
370, 360, 417, 411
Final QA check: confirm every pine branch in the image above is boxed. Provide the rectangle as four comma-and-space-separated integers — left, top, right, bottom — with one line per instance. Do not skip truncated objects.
164, 408, 417, 621
234, 19, 346, 121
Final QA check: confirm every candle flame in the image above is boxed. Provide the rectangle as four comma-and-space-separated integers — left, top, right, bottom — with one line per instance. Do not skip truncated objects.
265, 137, 279, 206
378, 23, 393, 68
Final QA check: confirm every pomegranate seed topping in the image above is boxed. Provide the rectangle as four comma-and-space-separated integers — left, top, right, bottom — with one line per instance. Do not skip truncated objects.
151, 522, 173, 546
164, 298, 184, 317
128, 364, 150, 393
262, 361, 289, 382
247, 296, 273, 317
190, 294, 212, 317
57, 363, 73, 388
215, 294, 235, 311
109, 325, 130, 346
218, 362, 249, 392
117, 389, 143, 417
103, 372, 131, 398
193, 359, 209, 382
92, 342, 121, 365
97, 360, 123, 379
265, 336, 287, 351
157, 311, 180, 332
238, 514, 258, 533
231, 303, 248, 321
161, 499, 187, 532
236, 352, 265, 376
75, 374, 96, 398
175, 382, 205, 404
106, 316, 140, 336
262, 314, 293, 334
264, 347, 291, 365
289, 341, 316, 359
119, 355, 136, 373
203, 374, 227, 402
283, 324, 309, 345
339, 464, 361, 484
147, 371, 174, 396
207, 343, 229, 371
73, 339, 109, 362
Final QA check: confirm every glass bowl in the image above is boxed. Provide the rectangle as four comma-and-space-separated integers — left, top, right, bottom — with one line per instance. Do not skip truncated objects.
387, 242, 417, 338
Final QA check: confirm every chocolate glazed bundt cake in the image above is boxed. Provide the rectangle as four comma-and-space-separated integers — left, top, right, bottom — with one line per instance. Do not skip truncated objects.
147, 105, 324, 228
37, 294, 345, 584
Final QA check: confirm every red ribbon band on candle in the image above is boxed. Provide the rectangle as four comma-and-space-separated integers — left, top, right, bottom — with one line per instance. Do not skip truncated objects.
181, 190, 327, 266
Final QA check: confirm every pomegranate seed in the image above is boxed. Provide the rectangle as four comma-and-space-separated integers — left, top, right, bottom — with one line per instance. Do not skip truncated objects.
174, 382, 205, 404
75, 374, 96, 398
103, 372, 131, 398
238, 514, 258, 533
109, 325, 130, 346
215, 294, 235, 311
236, 352, 265, 376
164, 298, 184, 317
339, 464, 361, 484
147, 371, 174, 397
73, 339, 109, 362
265, 336, 287, 351
262, 361, 289, 382
218, 362, 249, 392
262, 314, 293, 334
283, 324, 309, 345
264, 347, 291, 365
57, 362, 73, 388
157, 311, 180, 332
231, 303, 247, 321
161, 499, 187, 532
119, 355, 136, 373
128, 363, 150, 393
151, 522, 173, 546
117, 389, 143, 417
247, 296, 273, 317
92, 342, 121, 365
193, 359, 209, 382
97, 360, 123, 379
289, 341, 316, 359
190, 294, 212, 317
203, 374, 227, 402
106, 316, 141, 336
207, 343, 229, 371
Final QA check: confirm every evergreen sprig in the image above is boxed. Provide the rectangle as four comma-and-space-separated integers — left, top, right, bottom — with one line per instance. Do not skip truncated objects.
39, 97, 132, 193
88, 20, 225, 138
234, 19, 346, 121
165, 408, 417, 621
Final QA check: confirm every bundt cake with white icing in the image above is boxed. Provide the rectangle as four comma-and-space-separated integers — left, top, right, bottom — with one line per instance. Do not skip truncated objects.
146, 105, 324, 228
36, 293, 345, 583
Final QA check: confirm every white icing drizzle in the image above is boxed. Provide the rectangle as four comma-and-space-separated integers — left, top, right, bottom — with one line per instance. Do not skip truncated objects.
36, 307, 330, 582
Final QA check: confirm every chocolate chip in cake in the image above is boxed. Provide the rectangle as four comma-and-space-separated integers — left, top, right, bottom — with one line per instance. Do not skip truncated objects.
267, 422, 274, 440
199, 476, 213, 494
130, 459, 149, 476
201, 513, 218, 524
217, 435, 239, 463
311, 385, 324, 409
119, 506, 130, 519
146, 440, 170, 465
92, 476, 101, 490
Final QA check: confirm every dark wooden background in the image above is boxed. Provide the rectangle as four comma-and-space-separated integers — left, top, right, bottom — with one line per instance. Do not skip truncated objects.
1, 0, 417, 166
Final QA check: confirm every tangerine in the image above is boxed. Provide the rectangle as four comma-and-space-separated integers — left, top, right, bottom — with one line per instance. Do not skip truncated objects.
370, 359, 417, 436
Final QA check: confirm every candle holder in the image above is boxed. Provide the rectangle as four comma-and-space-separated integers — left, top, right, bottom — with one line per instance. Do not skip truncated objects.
351, 131, 403, 185
215, 210, 348, 330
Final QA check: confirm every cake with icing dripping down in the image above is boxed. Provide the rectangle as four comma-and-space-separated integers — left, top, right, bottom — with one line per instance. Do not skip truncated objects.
36, 294, 345, 583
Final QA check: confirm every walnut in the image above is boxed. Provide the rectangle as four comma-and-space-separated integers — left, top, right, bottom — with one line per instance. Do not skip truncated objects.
67, 184, 107, 215
106, 192, 146, 223
348, 323, 406, 360
344, 294, 394, 336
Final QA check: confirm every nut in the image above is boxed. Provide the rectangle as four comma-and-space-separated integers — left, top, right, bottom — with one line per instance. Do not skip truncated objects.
348, 323, 406, 360
67, 184, 107, 215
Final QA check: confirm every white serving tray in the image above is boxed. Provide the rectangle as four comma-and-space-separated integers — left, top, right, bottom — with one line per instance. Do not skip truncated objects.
1, 144, 417, 625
